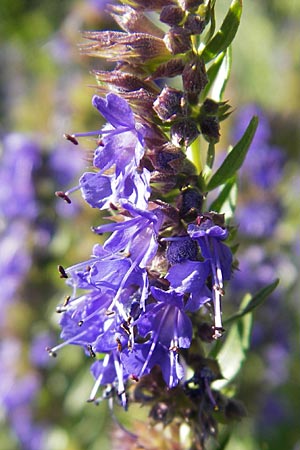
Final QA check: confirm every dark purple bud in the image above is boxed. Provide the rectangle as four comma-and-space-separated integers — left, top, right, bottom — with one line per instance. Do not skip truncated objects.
150, 143, 186, 173
177, 186, 204, 219
182, 56, 208, 100
153, 86, 185, 122
80, 31, 170, 63
171, 118, 199, 147
147, 58, 185, 81
93, 70, 158, 93
199, 116, 220, 143
166, 236, 199, 265
163, 27, 192, 55
160, 5, 185, 26
184, 13, 206, 35
202, 98, 220, 114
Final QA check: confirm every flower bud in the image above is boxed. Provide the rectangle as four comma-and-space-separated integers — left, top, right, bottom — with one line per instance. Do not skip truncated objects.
147, 58, 185, 80
171, 118, 200, 147
182, 56, 208, 101
184, 13, 206, 35
160, 5, 185, 26
166, 236, 199, 265
153, 86, 185, 122
164, 27, 192, 55
80, 31, 170, 63
199, 116, 220, 143
177, 186, 204, 219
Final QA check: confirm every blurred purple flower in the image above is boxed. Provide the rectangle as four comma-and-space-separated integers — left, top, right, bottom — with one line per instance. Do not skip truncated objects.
0, 133, 40, 221
0, 223, 31, 318
236, 199, 282, 239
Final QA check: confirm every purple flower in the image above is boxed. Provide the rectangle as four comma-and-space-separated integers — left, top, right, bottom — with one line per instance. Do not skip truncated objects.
166, 259, 211, 312
188, 216, 232, 338
121, 287, 192, 388
236, 200, 282, 239
93, 202, 164, 270
0, 223, 31, 319
69, 93, 151, 209
0, 133, 40, 220
233, 105, 285, 190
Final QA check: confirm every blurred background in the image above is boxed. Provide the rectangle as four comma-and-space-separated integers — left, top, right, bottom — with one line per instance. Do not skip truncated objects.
0, 1, 300, 449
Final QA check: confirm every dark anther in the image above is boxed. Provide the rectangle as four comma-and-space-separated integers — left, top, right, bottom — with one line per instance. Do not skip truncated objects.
87, 344, 96, 358
130, 374, 139, 382
55, 191, 72, 204
116, 337, 122, 352
63, 295, 71, 307
78, 320, 84, 327
57, 265, 68, 279
46, 346, 57, 357
213, 284, 225, 296
63, 133, 79, 145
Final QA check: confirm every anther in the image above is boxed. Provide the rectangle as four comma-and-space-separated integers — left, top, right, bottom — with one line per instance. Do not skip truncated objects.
116, 338, 122, 352
78, 320, 84, 327
87, 344, 96, 358
213, 284, 225, 296
63, 133, 79, 145
129, 374, 139, 382
63, 295, 71, 307
57, 265, 68, 279
46, 346, 57, 357
212, 326, 225, 340
55, 191, 72, 204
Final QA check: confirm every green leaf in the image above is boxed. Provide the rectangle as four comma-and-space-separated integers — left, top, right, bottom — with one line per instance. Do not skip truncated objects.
202, 51, 226, 99
210, 46, 232, 102
224, 278, 280, 325
209, 175, 236, 213
212, 307, 253, 390
202, 0, 242, 63
206, 116, 258, 191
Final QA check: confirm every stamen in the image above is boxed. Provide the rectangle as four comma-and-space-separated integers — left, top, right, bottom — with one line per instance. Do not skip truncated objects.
55, 191, 72, 204
57, 265, 68, 279
63, 133, 79, 145
47, 330, 88, 355
46, 346, 57, 357
89, 353, 110, 401
87, 344, 96, 358
116, 338, 122, 352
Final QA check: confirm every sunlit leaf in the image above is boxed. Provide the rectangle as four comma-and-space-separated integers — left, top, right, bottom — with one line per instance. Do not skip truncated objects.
206, 116, 258, 191
224, 278, 280, 325
212, 303, 253, 390
202, 0, 242, 63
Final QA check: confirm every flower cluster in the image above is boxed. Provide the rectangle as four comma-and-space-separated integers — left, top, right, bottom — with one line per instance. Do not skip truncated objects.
51, 0, 255, 445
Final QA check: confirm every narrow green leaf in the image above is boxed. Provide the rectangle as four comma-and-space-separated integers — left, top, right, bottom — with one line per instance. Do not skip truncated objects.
225, 278, 280, 325
209, 176, 236, 212
210, 46, 232, 102
212, 310, 253, 390
202, 0, 242, 63
202, 51, 226, 99
206, 116, 258, 191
